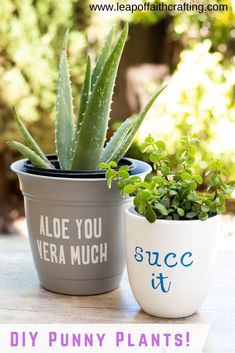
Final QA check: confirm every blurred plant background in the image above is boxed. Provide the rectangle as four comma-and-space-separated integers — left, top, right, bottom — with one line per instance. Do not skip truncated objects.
0, 0, 235, 232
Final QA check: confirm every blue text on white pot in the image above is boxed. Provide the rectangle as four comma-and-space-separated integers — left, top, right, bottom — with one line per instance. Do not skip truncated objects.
134, 246, 193, 293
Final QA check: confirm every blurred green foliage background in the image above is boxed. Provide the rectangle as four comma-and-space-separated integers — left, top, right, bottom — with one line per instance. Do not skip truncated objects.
0, 0, 235, 229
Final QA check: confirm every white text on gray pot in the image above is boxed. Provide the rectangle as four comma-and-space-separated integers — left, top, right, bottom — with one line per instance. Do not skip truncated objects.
36, 215, 107, 265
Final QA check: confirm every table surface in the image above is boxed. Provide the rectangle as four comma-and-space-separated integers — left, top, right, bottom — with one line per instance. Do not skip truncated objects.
0, 230, 235, 352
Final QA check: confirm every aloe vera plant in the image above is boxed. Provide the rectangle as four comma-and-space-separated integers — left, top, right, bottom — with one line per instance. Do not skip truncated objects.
9, 24, 165, 171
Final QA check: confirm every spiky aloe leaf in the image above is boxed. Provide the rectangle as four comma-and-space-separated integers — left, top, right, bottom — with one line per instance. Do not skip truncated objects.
71, 55, 92, 161
71, 23, 129, 170
91, 26, 115, 88
100, 117, 134, 163
8, 141, 51, 169
12, 107, 54, 168
55, 29, 74, 170
111, 86, 167, 163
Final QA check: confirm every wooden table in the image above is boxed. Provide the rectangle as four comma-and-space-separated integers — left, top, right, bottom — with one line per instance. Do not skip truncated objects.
0, 233, 235, 352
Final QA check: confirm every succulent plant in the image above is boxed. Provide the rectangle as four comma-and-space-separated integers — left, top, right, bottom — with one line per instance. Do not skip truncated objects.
9, 24, 165, 171
103, 136, 235, 223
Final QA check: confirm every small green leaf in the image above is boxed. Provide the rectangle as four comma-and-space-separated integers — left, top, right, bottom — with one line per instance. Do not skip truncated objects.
194, 175, 203, 184
211, 175, 222, 186
155, 203, 168, 216
146, 207, 157, 223
99, 162, 109, 169
201, 205, 210, 212
145, 135, 155, 144
138, 202, 147, 215
172, 198, 179, 207
160, 166, 171, 176
173, 213, 180, 220
181, 172, 192, 180
150, 151, 160, 163
186, 211, 197, 219
187, 193, 198, 201
156, 141, 166, 151
199, 211, 209, 221
117, 169, 129, 178
177, 208, 185, 217
210, 160, 223, 172
123, 184, 136, 194
185, 201, 191, 210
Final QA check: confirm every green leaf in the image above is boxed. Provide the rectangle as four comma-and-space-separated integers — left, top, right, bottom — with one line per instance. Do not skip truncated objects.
71, 24, 128, 170
160, 166, 171, 176
161, 197, 170, 208
141, 190, 152, 200
105, 168, 116, 179
117, 169, 129, 178
55, 29, 74, 169
71, 54, 92, 165
211, 175, 222, 186
120, 165, 129, 171
123, 184, 136, 194
91, 26, 115, 87
188, 145, 196, 156
146, 207, 157, 223
186, 211, 197, 219
185, 201, 191, 210
99, 162, 109, 169
177, 208, 185, 217
173, 213, 180, 220
111, 85, 167, 162
210, 160, 223, 172
199, 211, 209, 221
201, 205, 210, 212
100, 117, 134, 163
217, 205, 225, 213
194, 175, 203, 184
180, 136, 188, 146
155, 203, 168, 216
156, 141, 166, 151
150, 151, 159, 163
12, 107, 53, 168
109, 161, 117, 167
172, 198, 179, 207
8, 141, 51, 169
181, 172, 192, 180
187, 192, 198, 201
145, 135, 155, 144
138, 202, 147, 215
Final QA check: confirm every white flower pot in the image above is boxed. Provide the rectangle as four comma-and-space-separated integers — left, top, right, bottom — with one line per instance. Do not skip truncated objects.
125, 207, 221, 318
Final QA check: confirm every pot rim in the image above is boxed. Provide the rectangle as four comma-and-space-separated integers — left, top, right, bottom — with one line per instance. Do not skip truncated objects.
24, 155, 135, 178
125, 206, 220, 225
11, 158, 152, 182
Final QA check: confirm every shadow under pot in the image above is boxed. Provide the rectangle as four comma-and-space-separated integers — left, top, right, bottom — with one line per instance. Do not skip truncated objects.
11, 157, 151, 295
125, 206, 220, 318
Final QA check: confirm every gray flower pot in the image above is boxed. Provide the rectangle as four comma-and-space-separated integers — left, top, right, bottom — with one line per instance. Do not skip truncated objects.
11, 158, 151, 295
